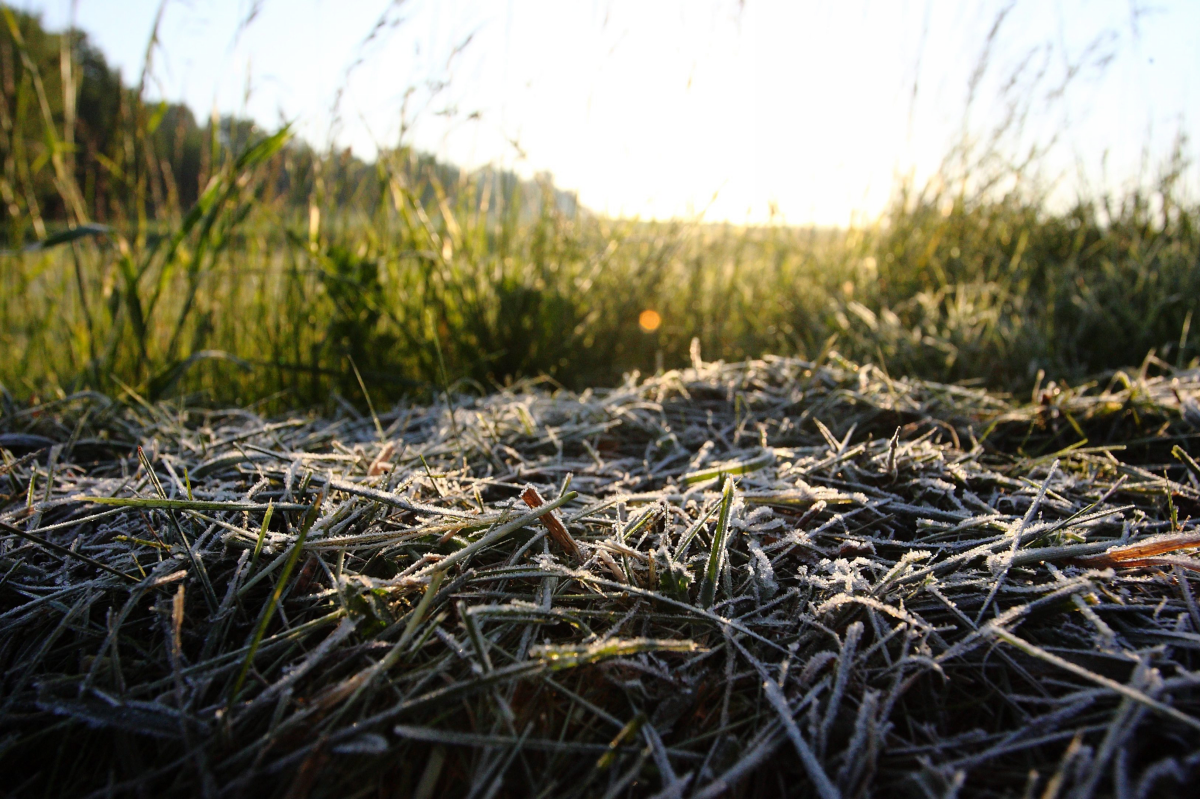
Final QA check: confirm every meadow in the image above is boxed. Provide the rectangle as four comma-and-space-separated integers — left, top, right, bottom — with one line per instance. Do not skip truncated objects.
2, 4, 1198, 410
3, 7, 1200, 797
4, 144, 1199, 412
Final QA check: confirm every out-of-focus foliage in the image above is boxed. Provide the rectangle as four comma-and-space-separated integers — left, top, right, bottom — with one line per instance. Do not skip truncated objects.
1, 7, 1197, 411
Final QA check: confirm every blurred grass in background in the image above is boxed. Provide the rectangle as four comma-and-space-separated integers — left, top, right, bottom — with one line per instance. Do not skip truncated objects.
2, 6, 1197, 411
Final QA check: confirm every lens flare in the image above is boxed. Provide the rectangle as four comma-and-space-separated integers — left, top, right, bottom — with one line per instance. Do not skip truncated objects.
638, 309, 662, 332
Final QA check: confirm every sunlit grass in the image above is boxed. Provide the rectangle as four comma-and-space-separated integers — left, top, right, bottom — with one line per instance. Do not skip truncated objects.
0, 6, 1197, 411
4, 159, 1196, 411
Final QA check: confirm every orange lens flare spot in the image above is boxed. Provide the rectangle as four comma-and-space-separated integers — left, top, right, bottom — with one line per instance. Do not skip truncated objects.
638, 309, 662, 332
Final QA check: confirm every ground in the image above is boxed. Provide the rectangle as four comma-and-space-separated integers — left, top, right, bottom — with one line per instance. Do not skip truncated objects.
2, 352, 1199, 797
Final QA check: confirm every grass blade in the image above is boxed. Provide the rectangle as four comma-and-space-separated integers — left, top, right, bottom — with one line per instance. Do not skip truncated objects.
699, 476, 735, 609
228, 491, 325, 703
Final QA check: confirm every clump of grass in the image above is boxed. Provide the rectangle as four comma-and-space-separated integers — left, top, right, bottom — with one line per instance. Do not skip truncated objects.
850, 143, 1200, 387
2, 350, 1199, 796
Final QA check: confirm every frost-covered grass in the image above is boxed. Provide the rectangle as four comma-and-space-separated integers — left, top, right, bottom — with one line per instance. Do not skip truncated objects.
2, 350, 1200, 796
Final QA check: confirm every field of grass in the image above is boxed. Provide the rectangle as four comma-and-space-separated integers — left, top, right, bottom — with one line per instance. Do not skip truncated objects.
3, 7, 1199, 411
4, 7, 1200, 797
4, 147, 1199, 412
3, 6, 1198, 414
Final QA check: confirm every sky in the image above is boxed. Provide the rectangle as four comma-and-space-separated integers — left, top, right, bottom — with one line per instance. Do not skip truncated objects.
20, 0, 1200, 225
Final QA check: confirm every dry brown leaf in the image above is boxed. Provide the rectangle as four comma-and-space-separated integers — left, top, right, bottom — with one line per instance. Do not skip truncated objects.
521, 486, 583, 564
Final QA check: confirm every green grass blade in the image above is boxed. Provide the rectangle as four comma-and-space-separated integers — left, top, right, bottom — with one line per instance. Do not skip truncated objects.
82, 497, 308, 512
699, 476, 735, 609
229, 491, 324, 703
682, 450, 774, 485
531, 638, 701, 671
250, 501, 274, 570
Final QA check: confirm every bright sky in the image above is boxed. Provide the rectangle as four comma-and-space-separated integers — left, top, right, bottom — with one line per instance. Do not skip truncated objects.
22, 0, 1200, 225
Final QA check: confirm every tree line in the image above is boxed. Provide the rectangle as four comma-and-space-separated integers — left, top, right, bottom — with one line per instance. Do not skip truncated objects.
1, 6, 577, 248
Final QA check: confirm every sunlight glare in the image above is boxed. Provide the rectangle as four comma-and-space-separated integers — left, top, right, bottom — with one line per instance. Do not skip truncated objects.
639, 310, 662, 332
